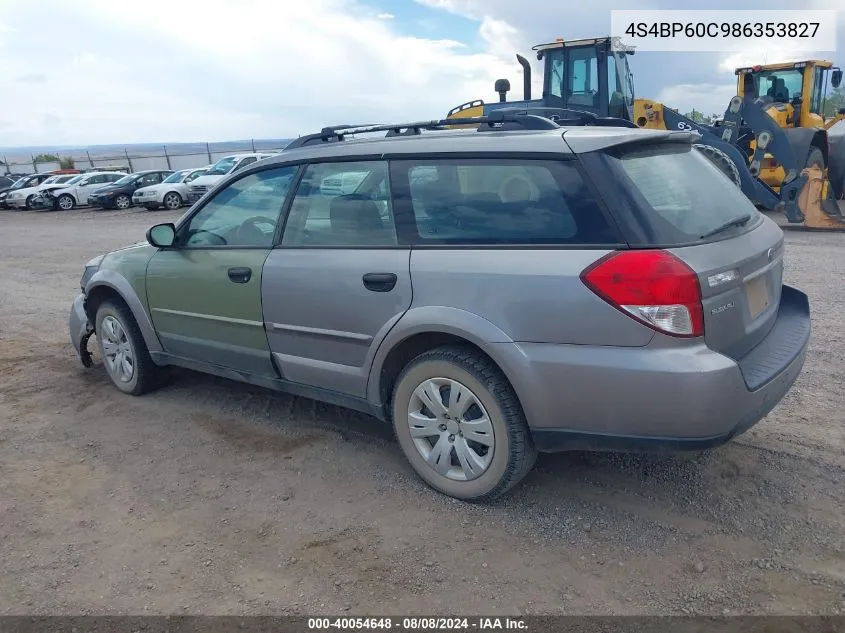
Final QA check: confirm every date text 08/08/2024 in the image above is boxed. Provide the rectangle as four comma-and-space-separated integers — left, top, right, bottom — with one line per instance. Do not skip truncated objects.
307, 617, 528, 630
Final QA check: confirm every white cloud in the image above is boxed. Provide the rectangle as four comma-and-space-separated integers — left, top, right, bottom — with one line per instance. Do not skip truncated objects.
376, 12, 395, 19
0, 0, 521, 146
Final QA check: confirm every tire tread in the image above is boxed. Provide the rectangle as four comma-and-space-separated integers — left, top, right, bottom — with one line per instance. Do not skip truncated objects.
393, 345, 537, 502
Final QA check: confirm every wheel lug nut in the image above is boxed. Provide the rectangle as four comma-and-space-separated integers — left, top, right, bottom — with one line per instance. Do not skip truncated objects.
439, 424, 447, 431
448, 434, 455, 442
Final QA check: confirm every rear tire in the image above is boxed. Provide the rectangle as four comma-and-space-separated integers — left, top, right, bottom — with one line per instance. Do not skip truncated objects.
94, 299, 160, 396
695, 144, 742, 187
391, 346, 537, 502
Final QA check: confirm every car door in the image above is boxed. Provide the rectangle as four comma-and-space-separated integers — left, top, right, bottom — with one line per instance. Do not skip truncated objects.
261, 160, 412, 398
77, 174, 105, 201
145, 165, 298, 376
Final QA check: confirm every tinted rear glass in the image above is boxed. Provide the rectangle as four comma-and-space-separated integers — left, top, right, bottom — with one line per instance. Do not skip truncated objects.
391, 158, 619, 245
603, 144, 761, 244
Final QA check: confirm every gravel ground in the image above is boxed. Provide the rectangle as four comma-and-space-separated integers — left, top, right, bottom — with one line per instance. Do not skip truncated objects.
0, 207, 844, 616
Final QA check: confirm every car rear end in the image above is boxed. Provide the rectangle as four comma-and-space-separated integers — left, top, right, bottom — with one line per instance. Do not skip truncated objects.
517, 130, 810, 451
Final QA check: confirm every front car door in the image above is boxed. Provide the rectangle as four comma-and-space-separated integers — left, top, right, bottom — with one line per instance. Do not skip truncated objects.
145, 165, 298, 376
261, 160, 412, 397
78, 174, 106, 201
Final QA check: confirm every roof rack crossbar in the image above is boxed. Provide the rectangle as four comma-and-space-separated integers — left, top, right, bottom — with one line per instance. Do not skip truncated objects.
285, 112, 563, 149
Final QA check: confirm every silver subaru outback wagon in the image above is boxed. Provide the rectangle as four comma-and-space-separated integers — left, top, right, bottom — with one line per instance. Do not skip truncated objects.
69, 114, 811, 501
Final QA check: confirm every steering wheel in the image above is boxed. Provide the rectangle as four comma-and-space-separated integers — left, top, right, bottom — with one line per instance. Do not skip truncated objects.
237, 215, 277, 244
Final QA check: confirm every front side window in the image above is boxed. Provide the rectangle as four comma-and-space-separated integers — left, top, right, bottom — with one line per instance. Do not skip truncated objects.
138, 173, 162, 187
282, 161, 396, 247
749, 68, 804, 102
184, 169, 207, 183
395, 158, 617, 245
181, 166, 297, 247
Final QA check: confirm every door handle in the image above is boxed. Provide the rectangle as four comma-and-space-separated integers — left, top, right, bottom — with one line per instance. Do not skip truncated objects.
228, 267, 252, 283
362, 272, 397, 292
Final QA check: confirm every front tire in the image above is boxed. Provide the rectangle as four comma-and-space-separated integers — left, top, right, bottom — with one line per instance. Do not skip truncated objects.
162, 191, 183, 210
95, 300, 160, 395
57, 194, 75, 211
391, 346, 537, 502
25, 195, 35, 210
114, 194, 131, 210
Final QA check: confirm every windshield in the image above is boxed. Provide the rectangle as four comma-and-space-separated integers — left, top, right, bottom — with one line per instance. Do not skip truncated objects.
54, 175, 74, 184
746, 68, 804, 102
206, 157, 237, 176
42, 176, 58, 185
9, 177, 32, 190
604, 143, 760, 244
163, 171, 188, 184
64, 175, 83, 185
114, 174, 138, 186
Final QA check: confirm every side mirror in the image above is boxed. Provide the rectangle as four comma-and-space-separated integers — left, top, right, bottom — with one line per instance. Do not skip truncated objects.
832, 69, 843, 89
146, 223, 176, 248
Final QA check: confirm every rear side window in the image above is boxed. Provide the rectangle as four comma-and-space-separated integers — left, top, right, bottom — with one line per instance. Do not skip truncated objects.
392, 158, 618, 245
603, 144, 760, 244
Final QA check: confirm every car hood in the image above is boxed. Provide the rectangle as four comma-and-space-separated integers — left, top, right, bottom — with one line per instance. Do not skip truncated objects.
7, 185, 40, 196
189, 175, 225, 187
40, 184, 73, 193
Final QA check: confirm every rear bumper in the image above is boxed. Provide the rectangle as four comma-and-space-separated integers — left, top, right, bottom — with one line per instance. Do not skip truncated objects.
488, 284, 810, 453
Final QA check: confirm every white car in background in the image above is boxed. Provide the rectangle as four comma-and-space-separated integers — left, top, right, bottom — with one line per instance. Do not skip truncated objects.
186, 152, 277, 204
5, 173, 70, 209
132, 166, 211, 210
38, 171, 127, 210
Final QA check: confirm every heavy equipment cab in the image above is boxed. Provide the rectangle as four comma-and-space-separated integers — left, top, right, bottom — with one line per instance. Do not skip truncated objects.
446, 36, 845, 231
736, 61, 843, 130
448, 37, 635, 122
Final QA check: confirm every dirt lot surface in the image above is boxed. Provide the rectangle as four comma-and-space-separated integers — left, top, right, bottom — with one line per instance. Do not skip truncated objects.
1, 207, 844, 616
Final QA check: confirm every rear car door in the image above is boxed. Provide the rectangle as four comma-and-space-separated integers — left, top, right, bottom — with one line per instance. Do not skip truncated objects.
145, 165, 298, 376
261, 160, 412, 397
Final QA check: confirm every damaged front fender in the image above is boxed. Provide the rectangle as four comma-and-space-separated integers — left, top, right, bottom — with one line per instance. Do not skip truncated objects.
69, 293, 94, 368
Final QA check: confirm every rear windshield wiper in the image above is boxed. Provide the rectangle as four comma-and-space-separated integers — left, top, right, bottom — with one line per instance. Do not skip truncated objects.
699, 214, 753, 240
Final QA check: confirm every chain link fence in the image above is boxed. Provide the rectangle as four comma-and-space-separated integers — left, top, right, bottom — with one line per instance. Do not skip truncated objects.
1, 139, 292, 176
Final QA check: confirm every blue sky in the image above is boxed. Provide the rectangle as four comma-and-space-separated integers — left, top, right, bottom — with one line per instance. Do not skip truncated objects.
0, 0, 842, 146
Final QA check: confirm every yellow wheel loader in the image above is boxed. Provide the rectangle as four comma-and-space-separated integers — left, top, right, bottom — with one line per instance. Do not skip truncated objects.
447, 37, 845, 231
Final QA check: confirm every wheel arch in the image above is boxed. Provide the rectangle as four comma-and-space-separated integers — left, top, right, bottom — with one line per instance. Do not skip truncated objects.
367, 307, 523, 417
84, 270, 163, 353
783, 127, 828, 167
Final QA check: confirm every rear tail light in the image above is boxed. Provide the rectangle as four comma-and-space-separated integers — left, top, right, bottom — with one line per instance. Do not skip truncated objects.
580, 250, 704, 337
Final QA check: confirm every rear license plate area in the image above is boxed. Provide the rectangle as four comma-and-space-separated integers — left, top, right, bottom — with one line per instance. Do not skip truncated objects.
745, 276, 770, 319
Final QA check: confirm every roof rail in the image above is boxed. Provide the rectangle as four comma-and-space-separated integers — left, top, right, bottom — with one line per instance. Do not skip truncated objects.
284, 111, 562, 150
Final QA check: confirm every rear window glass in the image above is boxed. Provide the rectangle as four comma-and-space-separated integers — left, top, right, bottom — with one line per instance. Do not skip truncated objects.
393, 159, 618, 245
608, 144, 760, 243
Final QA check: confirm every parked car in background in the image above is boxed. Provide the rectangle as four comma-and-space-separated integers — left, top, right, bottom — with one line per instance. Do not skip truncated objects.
187, 153, 277, 204
88, 170, 174, 209
2, 173, 54, 209
0, 175, 21, 209
5, 174, 78, 209
132, 166, 211, 210
37, 171, 127, 210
